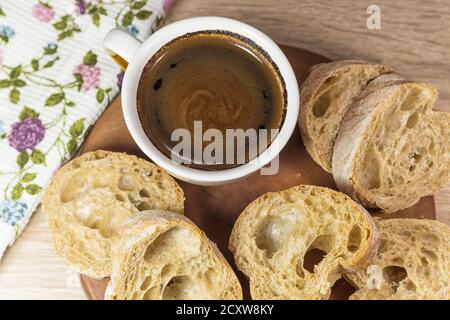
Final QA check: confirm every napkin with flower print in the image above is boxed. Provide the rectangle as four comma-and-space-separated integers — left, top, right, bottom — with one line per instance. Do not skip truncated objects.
0, 0, 173, 259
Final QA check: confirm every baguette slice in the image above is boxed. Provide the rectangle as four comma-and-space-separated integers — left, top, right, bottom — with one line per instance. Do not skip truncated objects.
299, 61, 391, 172
43, 151, 184, 278
333, 80, 450, 213
348, 219, 450, 300
106, 211, 243, 300
229, 185, 379, 300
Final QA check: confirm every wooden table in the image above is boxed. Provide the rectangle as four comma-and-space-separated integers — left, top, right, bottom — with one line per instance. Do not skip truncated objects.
0, 0, 448, 300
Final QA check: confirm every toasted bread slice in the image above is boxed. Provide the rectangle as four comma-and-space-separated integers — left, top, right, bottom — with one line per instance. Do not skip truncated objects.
105, 211, 242, 300
348, 219, 450, 300
299, 61, 391, 172
229, 185, 379, 300
43, 151, 184, 278
333, 80, 450, 213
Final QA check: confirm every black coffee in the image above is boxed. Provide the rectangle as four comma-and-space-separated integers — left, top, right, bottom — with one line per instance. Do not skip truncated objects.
137, 31, 286, 169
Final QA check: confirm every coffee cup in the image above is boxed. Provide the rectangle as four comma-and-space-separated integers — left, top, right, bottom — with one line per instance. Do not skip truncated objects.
104, 16, 299, 185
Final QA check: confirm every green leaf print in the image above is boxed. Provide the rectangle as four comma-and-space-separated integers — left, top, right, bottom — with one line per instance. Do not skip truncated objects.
53, 15, 81, 41
21, 173, 37, 183
45, 93, 65, 106
19, 106, 39, 120
69, 119, 85, 137
67, 138, 78, 155
9, 88, 20, 104
53, 18, 67, 30
44, 46, 57, 55
0, 79, 11, 88
16, 152, 29, 168
31, 149, 45, 164
13, 79, 26, 87
25, 184, 42, 195
43, 57, 60, 68
83, 50, 97, 66
92, 13, 100, 27
11, 183, 23, 200
73, 73, 83, 91
136, 10, 152, 20
132, 1, 147, 10
122, 11, 134, 27
31, 59, 39, 71
57, 30, 72, 41
96, 88, 105, 103
9, 65, 22, 79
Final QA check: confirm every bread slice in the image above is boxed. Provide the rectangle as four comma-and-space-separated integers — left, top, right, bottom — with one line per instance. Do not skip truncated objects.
333, 79, 450, 213
348, 219, 450, 300
229, 185, 379, 300
105, 211, 243, 300
299, 61, 391, 172
42, 151, 184, 278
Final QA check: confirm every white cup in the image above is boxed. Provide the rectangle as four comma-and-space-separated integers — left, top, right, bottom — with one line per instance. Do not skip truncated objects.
104, 17, 299, 186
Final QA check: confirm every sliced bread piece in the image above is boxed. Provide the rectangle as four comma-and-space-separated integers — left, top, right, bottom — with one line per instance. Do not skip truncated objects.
42, 150, 184, 278
299, 61, 391, 172
348, 219, 450, 300
106, 211, 242, 300
229, 185, 379, 300
333, 80, 450, 213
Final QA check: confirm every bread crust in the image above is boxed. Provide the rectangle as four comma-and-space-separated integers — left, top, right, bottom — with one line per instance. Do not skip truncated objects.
347, 218, 450, 300
229, 184, 379, 300
43, 150, 184, 278
332, 80, 449, 213
299, 61, 391, 172
106, 210, 243, 300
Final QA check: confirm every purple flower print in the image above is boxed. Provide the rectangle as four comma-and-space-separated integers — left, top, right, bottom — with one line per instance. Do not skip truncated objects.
116, 71, 124, 89
32, 3, 55, 23
8, 118, 45, 152
74, 64, 101, 92
75, 0, 87, 15
163, 0, 173, 14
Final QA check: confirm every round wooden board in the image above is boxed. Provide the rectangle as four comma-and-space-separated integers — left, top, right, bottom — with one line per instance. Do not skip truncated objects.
79, 45, 436, 300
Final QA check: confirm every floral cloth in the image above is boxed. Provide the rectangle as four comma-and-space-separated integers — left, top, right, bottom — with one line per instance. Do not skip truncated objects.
0, 0, 172, 259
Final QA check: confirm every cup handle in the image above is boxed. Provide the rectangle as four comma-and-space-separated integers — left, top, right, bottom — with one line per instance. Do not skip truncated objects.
103, 28, 142, 69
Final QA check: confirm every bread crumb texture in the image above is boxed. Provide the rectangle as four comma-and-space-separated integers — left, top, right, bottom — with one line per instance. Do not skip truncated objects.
106, 211, 243, 300
348, 219, 450, 300
229, 185, 379, 300
299, 61, 391, 172
42, 150, 184, 278
333, 80, 450, 213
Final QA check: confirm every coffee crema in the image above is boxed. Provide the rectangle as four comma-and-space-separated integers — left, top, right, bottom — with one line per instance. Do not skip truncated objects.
137, 31, 286, 169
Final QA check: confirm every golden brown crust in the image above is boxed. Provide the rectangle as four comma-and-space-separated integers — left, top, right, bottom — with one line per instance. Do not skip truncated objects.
299, 61, 391, 172
43, 150, 184, 278
333, 80, 450, 213
348, 219, 450, 300
106, 210, 243, 300
229, 184, 379, 300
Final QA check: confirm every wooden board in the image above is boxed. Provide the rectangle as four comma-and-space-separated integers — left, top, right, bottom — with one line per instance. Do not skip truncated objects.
79, 45, 435, 300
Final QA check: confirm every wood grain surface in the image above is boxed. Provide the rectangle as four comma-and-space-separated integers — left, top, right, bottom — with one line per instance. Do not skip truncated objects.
0, 0, 448, 300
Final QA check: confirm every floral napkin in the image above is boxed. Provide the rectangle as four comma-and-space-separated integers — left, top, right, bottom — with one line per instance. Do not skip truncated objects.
0, 0, 173, 260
